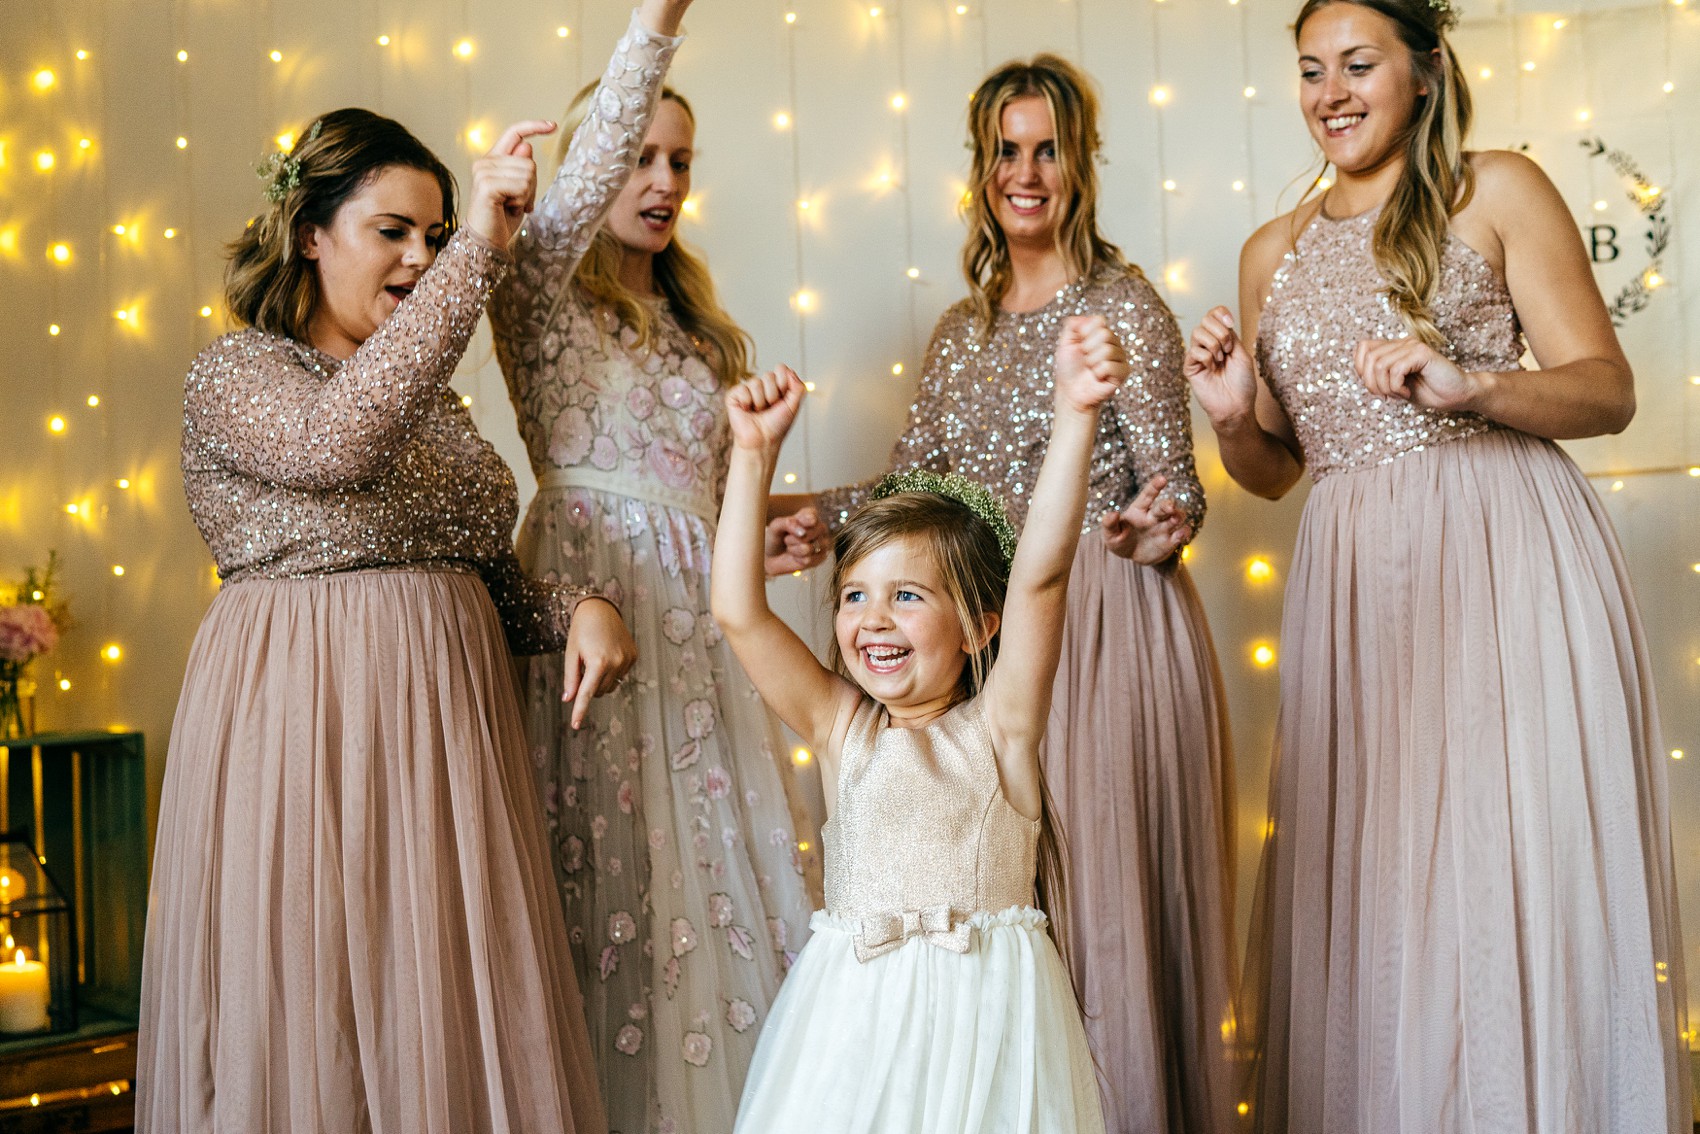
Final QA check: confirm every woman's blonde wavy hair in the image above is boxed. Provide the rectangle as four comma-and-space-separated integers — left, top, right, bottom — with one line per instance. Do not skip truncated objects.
827, 493, 1081, 1005
553, 84, 752, 387
224, 108, 457, 342
1294, 0, 1475, 348
961, 55, 1129, 334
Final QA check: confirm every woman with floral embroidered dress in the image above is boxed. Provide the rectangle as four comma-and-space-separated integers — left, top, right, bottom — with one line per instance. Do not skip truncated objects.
489, 52, 820, 1134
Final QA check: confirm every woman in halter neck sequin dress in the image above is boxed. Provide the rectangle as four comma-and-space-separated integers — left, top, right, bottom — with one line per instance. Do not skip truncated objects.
135, 15, 690, 1122
1186, 0, 1688, 1129
488, 13, 818, 1131
814, 56, 1239, 1134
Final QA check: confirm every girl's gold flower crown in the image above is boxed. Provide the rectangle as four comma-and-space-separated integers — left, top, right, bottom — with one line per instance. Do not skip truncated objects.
870, 469, 1018, 568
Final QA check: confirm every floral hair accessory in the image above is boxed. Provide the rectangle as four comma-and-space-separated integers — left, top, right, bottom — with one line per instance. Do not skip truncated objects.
255, 119, 322, 204
1427, 0, 1459, 31
870, 469, 1019, 568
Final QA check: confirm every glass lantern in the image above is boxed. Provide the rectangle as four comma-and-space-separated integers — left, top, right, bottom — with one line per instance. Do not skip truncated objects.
0, 833, 75, 1036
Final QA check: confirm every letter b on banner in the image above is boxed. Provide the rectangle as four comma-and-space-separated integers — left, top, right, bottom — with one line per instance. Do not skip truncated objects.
1589, 225, 1620, 263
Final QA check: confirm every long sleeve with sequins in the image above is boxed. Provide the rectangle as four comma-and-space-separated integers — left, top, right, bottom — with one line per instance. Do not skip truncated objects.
488, 12, 680, 344
182, 230, 593, 655
1101, 269, 1205, 535
819, 269, 1205, 539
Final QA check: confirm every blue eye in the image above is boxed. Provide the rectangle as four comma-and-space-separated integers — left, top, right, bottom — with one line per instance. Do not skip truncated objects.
895, 589, 921, 602
842, 589, 865, 604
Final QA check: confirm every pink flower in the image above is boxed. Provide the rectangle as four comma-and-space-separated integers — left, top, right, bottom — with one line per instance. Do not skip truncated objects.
0, 605, 57, 664
590, 435, 620, 471
608, 911, 637, 944
615, 1024, 644, 1056
646, 438, 696, 491
726, 999, 757, 1033
681, 1031, 712, 1067
708, 893, 734, 928
670, 917, 698, 957
689, 410, 716, 440
546, 407, 594, 467
683, 699, 717, 741
661, 608, 696, 646
660, 376, 695, 409
617, 781, 635, 814
705, 767, 731, 800
626, 385, 658, 420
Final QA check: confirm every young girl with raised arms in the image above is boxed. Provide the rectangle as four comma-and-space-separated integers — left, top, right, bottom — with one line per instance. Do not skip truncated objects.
711, 316, 1126, 1132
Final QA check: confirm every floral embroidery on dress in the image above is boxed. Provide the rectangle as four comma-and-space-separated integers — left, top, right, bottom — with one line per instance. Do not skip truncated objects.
682, 1031, 712, 1068
725, 999, 757, 1033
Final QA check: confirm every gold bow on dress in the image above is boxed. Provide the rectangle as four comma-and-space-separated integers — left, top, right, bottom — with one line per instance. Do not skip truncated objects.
853, 904, 973, 963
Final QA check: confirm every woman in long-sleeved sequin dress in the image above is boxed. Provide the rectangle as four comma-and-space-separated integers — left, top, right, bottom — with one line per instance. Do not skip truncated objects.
133, 58, 683, 1132
1186, 1, 1688, 1129
489, 61, 816, 1134
816, 57, 1239, 1134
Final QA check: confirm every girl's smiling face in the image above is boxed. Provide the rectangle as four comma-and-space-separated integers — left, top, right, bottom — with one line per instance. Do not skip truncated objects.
834, 535, 996, 722
1297, 3, 1429, 181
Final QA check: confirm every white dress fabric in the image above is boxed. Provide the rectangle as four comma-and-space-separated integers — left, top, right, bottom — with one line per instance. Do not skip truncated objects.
736, 698, 1104, 1134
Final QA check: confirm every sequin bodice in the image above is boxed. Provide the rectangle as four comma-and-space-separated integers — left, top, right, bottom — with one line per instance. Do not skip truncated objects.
181, 232, 593, 655
822, 698, 1039, 950
1256, 208, 1526, 478
819, 270, 1204, 536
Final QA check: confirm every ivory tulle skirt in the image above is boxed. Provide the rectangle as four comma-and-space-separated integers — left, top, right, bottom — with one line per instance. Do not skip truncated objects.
1044, 529, 1240, 1134
138, 567, 605, 1134
734, 907, 1104, 1134
1244, 430, 1690, 1133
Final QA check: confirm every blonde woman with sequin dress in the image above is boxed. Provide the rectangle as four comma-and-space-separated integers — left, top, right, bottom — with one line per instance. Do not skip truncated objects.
489, 31, 819, 1134
1185, 0, 1688, 1129
136, 10, 693, 1124
814, 56, 1238, 1134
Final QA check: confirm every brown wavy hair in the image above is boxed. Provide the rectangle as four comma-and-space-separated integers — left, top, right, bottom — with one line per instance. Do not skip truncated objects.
1294, 0, 1474, 348
550, 84, 752, 387
224, 108, 457, 342
961, 54, 1129, 334
827, 493, 1079, 1001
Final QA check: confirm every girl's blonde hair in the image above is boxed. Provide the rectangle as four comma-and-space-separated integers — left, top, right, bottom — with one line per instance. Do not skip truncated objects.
225, 108, 457, 342
553, 83, 753, 387
1294, 0, 1474, 348
827, 493, 1078, 997
961, 55, 1129, 333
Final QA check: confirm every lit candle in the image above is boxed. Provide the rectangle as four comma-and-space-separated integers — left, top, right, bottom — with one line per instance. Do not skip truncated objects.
0, 950, 49, 1032
0, 868, 24, 906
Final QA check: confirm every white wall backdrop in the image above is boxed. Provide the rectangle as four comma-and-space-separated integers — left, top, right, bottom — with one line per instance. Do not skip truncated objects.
2, 0, 1696, 1029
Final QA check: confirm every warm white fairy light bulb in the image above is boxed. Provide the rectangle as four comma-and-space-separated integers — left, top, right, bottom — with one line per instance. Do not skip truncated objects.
1149, 85, 1172, 106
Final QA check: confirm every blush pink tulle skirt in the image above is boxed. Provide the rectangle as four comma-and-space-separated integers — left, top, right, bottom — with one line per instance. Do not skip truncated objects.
1244, 430, 1689, 1133
138, 567, 605, 1134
